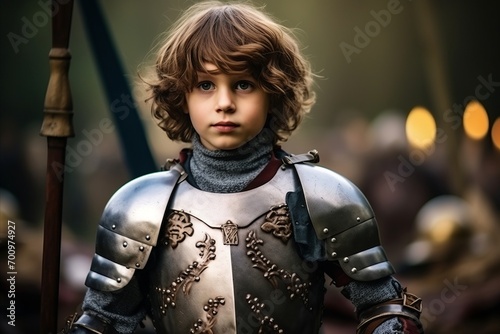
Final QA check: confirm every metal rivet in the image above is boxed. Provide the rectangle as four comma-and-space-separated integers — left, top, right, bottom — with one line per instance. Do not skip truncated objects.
330, 237, 337, 243
123, 241, 128, 247
139, 246, 145, 251
323, 228, 329, 234
136, 263, 140, 268
111, 224, 116, 229
343, 257, 349, 263
117, 277, 121, 283
351, 268, 357, 274
331, 252, 337, 257
295, 221, 300, 225
356, 217, 361, 222
146, 235, 151, 241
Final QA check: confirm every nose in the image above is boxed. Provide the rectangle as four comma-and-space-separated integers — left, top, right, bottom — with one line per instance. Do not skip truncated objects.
215, 87, 235, 113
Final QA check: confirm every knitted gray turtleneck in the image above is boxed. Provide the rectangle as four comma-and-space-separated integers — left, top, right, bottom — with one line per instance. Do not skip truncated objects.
189, 130, 274, 193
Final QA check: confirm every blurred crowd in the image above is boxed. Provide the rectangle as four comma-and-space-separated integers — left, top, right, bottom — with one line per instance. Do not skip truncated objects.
1, 111, 499, 333
317, 111, 500, 334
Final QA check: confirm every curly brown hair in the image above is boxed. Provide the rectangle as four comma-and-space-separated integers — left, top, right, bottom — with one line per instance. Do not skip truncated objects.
147, 1, 316, 144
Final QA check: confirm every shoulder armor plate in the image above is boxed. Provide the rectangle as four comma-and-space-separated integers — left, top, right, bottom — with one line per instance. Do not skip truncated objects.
85, 166, 185, 291
293, 162, 394, 281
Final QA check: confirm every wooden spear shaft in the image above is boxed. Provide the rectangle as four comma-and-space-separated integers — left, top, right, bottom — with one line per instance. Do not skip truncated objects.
39, 1, 74, 333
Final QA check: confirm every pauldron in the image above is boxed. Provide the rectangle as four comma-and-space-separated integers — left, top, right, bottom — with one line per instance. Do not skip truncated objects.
287, 151, 395, 281
85, 165, 185, 291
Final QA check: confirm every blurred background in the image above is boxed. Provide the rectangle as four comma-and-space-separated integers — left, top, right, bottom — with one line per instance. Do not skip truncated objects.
1, 0, 499, 333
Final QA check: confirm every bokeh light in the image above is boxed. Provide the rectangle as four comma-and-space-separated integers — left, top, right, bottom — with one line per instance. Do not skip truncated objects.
492, 117, 500, 150
463, 100, 489, 140
405, 106, 436, 149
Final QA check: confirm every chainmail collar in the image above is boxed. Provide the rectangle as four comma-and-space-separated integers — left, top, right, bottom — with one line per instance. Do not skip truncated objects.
189, 129, 274, 193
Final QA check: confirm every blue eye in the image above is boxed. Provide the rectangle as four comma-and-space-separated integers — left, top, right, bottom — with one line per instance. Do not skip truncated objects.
236, 81, 253, 90
198, 82, 213, 90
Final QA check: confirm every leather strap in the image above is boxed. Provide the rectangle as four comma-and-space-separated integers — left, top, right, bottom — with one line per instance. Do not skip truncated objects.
71, 313, 115, 334
282, 149, 320, 165
244, 151, 283, 190
357, 291, 423, 334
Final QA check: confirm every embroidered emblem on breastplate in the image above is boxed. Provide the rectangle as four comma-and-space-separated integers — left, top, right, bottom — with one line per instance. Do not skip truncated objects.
246, 230, 311, 307
245, 294, 284, 333
261, 204, 292, 243
221, 220, 238, 245
156, 233, 217, 314
189, 296, 226, 333
165, 210, 193, 248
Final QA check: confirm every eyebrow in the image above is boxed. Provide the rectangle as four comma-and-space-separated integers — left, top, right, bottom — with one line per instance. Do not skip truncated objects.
196, 71, 255, 83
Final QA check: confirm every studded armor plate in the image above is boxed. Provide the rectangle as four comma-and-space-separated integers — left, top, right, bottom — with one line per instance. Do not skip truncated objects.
148, 166, 326, 333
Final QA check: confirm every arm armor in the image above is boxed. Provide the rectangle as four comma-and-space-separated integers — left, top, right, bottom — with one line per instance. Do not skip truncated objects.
60, 311, 116, 334
85, 165, 185, 292
64, 312, 116, 334
293, 161, 395, 281
357, 290, 424, 334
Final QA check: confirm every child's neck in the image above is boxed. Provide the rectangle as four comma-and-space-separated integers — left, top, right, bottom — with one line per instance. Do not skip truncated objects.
189, 130, 274, 193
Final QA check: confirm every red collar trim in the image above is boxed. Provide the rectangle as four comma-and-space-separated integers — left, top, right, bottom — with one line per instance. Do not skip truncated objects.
244, 151, 283, 191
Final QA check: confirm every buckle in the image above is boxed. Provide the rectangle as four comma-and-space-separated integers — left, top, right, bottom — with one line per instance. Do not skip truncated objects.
403, 291, 423, 313
161, 159, 187, 183
282, 149, 320, 165
162, 158, 179, 171
60, 312, 79, 334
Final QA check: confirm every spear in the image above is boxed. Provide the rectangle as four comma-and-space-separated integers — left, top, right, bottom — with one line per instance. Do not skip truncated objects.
39, 1, 75, 333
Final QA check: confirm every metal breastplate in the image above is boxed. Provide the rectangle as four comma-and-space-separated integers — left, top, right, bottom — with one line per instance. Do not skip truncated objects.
148, 166, 325, 333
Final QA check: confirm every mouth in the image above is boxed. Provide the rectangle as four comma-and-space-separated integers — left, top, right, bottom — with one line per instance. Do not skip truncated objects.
212, 121, 239, 132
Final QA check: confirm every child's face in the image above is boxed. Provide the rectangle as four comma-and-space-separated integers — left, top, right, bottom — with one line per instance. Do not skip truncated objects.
185, 63, 269, 151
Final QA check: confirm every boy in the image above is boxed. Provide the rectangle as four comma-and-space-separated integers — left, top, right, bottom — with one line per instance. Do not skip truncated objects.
67, 1, 423, 333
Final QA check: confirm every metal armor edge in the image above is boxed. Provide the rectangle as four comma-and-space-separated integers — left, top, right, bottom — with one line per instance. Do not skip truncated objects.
293, 162, 395, 281
85, 167, 184, 292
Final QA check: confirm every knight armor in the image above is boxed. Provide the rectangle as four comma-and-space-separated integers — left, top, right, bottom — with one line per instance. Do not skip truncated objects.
79, 154, 399, 333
